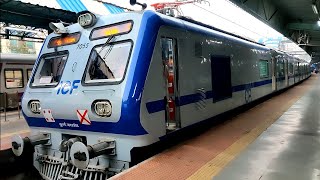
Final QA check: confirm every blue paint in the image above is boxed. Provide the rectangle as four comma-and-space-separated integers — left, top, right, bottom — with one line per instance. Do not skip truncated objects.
57, 0, 86, 13
103, 3, 125, 14
146, 78, 272, 114
70, 80, 80, 94
56, 80, 81, 95
23, 112, 145, 135
61, 81, 71, 94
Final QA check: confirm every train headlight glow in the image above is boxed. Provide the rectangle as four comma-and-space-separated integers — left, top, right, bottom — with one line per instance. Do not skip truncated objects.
78, 13, 97, 28
94, 101, 112, 117
29, 100, 41, 114
90, 21, 133, 40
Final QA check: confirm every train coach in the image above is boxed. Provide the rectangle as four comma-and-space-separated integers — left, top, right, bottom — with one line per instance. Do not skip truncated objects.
0, 53, 36, 108
11, 10, 310, 179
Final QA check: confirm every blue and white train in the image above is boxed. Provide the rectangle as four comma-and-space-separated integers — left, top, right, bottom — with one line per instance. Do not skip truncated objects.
11, 10, 310, 179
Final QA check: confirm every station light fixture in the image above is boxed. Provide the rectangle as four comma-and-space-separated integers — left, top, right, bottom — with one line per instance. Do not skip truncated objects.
317, 20, 320, 26
312, 3, 319, 14
3, 27, 43, 34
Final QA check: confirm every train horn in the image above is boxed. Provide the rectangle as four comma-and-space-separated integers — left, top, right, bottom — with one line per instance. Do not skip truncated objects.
70, 140, 116, 169
11, 133, 51, 157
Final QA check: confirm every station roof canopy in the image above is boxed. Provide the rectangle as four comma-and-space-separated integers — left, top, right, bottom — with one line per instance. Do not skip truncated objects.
0, 0, 77, 30
230, 0, 320, 64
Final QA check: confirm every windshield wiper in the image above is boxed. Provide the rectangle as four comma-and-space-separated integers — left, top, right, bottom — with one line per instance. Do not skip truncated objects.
98, 35, 116, 55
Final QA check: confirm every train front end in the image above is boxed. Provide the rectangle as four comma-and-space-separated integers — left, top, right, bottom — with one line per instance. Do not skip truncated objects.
11, 11, 154, 179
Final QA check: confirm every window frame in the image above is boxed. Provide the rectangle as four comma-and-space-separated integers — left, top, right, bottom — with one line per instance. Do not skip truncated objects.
29, 50, 69, 88
81, 39, 134, 86
258, 59, 269, 79
4, 68, 24, 89
27, 68, 33, 81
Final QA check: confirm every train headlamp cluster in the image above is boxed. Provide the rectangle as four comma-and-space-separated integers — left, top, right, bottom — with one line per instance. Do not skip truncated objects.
29, 100, 41, 114
93, 101, 112, 117
90, 21, 133, 40
78, 13, 97, 28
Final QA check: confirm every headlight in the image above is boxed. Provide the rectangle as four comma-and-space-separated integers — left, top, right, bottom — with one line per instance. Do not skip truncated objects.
29, 100, 41, 114
78, 12, 97, 28
93, 101, 112, 117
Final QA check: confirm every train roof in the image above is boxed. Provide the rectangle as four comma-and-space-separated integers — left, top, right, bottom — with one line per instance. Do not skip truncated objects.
177, 16, 265, 47
0, 53, 37, 63
139, 10, 270, 51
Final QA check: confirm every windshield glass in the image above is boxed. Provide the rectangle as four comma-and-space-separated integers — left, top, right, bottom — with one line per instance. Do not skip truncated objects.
84, 41, 132, 84
31, 52, 68, 87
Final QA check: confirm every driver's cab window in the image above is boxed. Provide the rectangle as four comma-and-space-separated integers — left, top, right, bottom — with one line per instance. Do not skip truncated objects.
31, 52, 68, 87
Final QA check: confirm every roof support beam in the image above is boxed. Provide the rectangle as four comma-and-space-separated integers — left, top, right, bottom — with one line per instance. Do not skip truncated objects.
229, 0, 289, 33
287, 23, 320, 31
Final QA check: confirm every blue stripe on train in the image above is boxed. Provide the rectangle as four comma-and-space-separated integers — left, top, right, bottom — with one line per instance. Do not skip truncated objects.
146, 79, 272, 114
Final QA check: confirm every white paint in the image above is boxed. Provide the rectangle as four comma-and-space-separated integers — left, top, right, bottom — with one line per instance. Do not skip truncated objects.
81, 0, 111, 15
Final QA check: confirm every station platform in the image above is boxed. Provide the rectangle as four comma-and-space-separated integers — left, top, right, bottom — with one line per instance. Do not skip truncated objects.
112, 74, 319, 180
0, 111, 30, 150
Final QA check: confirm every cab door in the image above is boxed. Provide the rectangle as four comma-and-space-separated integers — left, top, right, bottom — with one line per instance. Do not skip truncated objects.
161, 37, 181, 132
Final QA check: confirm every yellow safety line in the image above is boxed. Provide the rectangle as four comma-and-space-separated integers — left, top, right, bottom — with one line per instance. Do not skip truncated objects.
187, 118, 282, 180
0, 129, 30, 139
187, 76, 316, 180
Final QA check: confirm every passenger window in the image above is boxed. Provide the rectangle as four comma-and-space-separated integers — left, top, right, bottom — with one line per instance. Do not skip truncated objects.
5, 69, 23, 88
84, 41, 132, 84
211, 55, 232, 102
259, 60, 269, 78
277, 60, 285, 77
31, 53, 68, 87
289, 63, 294, 76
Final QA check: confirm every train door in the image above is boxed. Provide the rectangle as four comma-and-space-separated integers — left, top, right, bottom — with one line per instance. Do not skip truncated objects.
161, 37, 181, 132
0, 63, 2, 93
285, 60, 289, 87
271, 57, 277, 91
297, 62, 300, 81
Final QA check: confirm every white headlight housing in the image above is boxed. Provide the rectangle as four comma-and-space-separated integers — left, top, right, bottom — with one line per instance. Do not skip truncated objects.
78, 12, 97, 28
29, 100, 41, 114
94, 101, 112, 117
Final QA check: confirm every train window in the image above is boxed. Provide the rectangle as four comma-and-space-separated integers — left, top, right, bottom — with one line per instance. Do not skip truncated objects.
277, 60, 285, 77
84, 41, 132, 84
259, 60, 269, 78
211, 55, 232, 102
289, 63, 294, 76
27, 69, 32, 81
4, 69, 23, 89
31, 53, 68, 87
